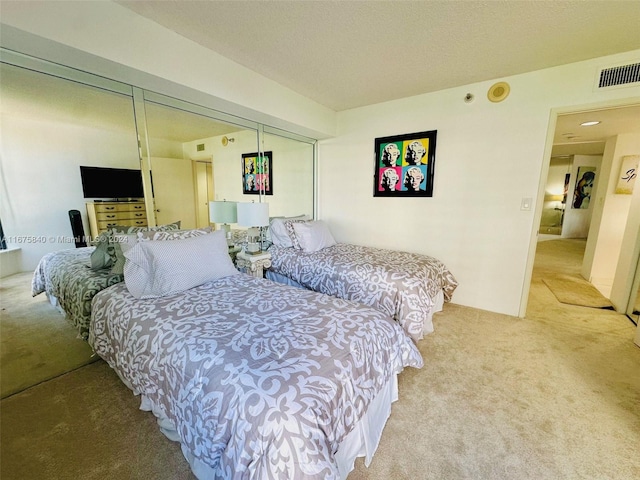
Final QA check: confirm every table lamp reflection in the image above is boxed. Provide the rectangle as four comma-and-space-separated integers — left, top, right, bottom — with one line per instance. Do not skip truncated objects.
237, 202, 269, 254
209, 200, 237, 245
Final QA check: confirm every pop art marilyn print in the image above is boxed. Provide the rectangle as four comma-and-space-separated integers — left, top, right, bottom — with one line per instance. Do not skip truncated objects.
374, 130, 437, 197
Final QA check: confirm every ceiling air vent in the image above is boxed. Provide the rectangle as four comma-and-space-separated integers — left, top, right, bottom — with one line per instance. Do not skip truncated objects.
596, 62, 640, 89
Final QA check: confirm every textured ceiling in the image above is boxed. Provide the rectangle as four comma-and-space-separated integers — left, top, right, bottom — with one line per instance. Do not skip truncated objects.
118, 0, 640, 111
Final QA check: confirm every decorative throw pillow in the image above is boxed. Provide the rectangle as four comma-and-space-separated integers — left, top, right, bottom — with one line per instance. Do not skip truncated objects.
123, 230, 238, 299
90, 238, 116, 270
291, 220, 337, 253
269, 215, 308, 248
283, 220, 308, 250
90, 221, 181, 270
110, 227, 213, 275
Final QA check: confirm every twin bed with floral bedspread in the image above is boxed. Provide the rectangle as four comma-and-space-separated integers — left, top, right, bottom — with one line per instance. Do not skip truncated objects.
31, 226, 426, 479
266, 217, 458, 342
90, 275, 422, 478
31, 246, 122, 340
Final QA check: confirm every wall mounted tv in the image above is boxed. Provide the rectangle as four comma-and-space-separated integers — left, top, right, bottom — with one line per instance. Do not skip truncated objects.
80, 166, 144, 199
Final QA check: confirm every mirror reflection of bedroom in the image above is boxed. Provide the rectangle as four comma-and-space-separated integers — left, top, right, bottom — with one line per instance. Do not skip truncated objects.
0, 59, 314, 398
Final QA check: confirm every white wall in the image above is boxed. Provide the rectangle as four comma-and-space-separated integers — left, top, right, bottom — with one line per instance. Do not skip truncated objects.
592, 133, 640, 303
0, 112, 139, 270
318, 52, 640, 316
185, 129, 257, 204
149, 137, 185, 159
262, 133, 315, 218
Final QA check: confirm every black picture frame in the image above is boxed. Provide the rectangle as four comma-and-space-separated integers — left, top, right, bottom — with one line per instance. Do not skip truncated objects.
242, 151, 273, 195
373, 130, 437, 197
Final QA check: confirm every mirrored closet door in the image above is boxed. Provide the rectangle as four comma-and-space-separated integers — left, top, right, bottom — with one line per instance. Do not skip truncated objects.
1, 49, 317, 269
135, 96, 317, 231
137, 94, 260, 230
261, 128, 315, 218
627, 251, 640, 324
0, 59, 140, 266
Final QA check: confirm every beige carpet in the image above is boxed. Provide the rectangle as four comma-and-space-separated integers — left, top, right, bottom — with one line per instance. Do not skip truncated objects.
0, 272, 98, 398
542, 273, 615, 309
0, 360, 192, 480
1, 242, 639, 479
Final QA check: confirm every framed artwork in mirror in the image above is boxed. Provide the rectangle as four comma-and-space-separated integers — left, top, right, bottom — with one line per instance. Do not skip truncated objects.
373, 130, 437, 197
242, 151, 273, 195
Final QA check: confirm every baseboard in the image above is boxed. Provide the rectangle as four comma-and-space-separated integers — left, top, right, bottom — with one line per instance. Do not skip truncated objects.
0, 247, 22, 278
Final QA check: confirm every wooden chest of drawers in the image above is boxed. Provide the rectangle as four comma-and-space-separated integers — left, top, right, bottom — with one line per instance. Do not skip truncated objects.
86, 201, 147, 238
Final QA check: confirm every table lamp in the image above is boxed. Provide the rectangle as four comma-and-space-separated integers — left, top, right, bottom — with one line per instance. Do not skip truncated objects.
237, 201, 269, 254
209, 200, 237, 244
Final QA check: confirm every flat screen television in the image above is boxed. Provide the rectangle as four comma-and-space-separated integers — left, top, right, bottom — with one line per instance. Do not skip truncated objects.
80, 166, 144, 199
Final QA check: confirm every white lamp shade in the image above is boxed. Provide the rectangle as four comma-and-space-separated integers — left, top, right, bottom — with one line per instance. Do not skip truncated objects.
209, 201, 237, 224
237, 202, 269, 227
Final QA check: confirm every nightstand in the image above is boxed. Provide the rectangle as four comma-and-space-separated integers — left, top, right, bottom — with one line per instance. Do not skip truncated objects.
236, 251, 271, 278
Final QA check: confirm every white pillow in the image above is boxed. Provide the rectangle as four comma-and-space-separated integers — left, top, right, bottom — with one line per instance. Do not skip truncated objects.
123, 230, 238, 299
291, 220, 336, 253
269, 215, 308, 248
111, 227, 213, 275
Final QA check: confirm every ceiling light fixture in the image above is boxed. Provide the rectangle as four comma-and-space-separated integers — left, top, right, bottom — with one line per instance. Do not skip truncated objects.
580, 121, 600, 126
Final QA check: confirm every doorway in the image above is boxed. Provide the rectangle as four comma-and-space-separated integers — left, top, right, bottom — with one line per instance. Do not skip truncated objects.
194, 160, 214, 228
525, 102, 640, 321
628, 252, 640, 325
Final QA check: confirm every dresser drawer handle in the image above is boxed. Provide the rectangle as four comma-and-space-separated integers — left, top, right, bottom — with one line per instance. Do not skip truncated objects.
106, 214, 116, 219
134, 213, 144, 217
105, 206, 116, 210
133, 205, 143, 209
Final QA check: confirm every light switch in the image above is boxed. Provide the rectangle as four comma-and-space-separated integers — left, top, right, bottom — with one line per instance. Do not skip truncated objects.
521, 197, 532, 211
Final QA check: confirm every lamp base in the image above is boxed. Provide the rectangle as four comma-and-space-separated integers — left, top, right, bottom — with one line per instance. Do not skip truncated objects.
218, 223, 235, 246
244, 249, 265, 255
246, 241, 261, 254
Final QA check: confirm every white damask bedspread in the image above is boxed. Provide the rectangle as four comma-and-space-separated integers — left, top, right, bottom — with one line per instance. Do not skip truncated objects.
89, 275, 423, 479
268, 243, 458, 342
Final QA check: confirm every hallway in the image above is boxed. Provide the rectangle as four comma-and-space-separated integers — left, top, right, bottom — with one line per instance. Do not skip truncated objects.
526, 238, 634, 333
